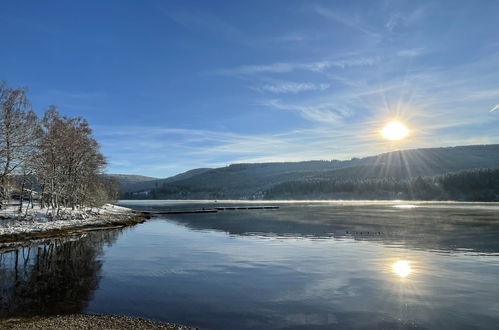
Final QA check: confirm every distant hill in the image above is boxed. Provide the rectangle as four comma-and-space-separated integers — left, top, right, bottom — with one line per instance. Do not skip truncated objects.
108, 168, 212, 193
121, 144, 499, 200
105, 174, 159, 193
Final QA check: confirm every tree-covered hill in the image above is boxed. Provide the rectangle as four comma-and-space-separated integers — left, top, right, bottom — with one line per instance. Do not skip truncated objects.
120, 144, 499, 201
109, 168, 211, 194
105, 174, 159, 193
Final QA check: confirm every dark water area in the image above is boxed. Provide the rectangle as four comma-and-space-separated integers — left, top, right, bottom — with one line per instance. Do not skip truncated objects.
1, 201, 499, 329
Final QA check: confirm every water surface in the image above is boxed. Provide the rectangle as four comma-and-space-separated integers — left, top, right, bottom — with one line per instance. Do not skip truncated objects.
1, 200, 499, 329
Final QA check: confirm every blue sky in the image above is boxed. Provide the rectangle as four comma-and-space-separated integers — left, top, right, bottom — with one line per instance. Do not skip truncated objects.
1, 0, 498, 177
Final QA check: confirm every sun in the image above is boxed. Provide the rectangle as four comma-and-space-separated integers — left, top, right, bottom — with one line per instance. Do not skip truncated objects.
381, 121, 409, 140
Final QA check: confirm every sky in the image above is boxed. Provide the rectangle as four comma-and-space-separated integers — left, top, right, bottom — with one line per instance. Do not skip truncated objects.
1, 0, 499, 178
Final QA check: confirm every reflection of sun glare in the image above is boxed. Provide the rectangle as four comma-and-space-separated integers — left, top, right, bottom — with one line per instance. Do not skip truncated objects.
393, 204, 417, 209
381, 121, 409, 140
392, 260, 412, 278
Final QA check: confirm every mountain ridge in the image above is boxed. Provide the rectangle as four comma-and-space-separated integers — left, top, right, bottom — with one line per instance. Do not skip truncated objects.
114, 144, 499, 200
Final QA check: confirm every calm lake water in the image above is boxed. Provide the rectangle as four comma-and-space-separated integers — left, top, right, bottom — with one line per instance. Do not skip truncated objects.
1, 200, 499, 329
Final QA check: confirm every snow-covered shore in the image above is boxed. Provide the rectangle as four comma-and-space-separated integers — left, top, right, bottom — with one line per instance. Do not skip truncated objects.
0, 203, 148, 242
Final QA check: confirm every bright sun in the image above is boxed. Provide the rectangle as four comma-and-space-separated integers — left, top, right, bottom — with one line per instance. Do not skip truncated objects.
381, 121, 409, 140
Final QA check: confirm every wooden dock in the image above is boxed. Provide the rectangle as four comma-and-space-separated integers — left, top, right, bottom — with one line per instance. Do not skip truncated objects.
148, 209, 218, 215
144, 205, 279, 215
215, 206, 279, 210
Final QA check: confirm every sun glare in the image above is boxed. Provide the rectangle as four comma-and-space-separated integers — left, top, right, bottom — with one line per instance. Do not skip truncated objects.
392, 260, 412, 278
381, 121, 409, 140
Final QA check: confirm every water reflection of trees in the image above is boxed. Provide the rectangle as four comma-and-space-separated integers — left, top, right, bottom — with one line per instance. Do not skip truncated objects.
0, 229, 121, 318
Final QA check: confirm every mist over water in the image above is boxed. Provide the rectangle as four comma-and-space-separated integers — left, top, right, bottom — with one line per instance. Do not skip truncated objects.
1, 201, 499, 329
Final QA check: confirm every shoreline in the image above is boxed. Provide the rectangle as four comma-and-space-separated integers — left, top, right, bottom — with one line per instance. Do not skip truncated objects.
0, 314, 195, 330
118, 199, 499, 204
0, 204, 151, 244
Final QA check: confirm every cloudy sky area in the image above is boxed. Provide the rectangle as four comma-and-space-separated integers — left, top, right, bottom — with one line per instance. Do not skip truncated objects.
1, 0, 498, 177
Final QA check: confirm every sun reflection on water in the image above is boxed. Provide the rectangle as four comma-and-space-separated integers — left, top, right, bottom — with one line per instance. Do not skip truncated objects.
392, 260, 412, 278
393, 204, 417, 209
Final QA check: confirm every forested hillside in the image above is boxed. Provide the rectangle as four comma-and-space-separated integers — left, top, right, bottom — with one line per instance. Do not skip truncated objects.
109, 168, 211, 193
121, 144, 499, 201
105, 174, 159, 193
266, 168, 499, 201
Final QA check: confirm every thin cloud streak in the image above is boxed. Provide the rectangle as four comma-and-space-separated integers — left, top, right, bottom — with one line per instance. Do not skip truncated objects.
251, 82, 330, 94
159, 5, 252, 47
312, 6, 380, 38
262, 99, 352, 124
385, 5, 430, 32
211, 57, 376, 76
397, 48, 426, 57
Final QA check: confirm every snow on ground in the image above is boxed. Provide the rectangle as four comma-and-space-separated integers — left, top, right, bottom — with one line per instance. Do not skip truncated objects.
0, 203, 135, 237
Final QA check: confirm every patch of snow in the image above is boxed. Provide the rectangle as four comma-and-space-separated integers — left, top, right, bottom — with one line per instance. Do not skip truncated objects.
0, 203, 134, 237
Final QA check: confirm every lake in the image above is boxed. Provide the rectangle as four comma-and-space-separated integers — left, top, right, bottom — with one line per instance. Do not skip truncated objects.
1, 200, 499, 329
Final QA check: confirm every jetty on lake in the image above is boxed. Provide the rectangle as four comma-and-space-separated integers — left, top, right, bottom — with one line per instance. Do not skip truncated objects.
144, 205, 279, 215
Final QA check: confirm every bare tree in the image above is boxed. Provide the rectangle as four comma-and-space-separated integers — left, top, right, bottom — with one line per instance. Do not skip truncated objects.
35, 107, 107, 211
1, 82, 115, 215
0, 82, 39, 207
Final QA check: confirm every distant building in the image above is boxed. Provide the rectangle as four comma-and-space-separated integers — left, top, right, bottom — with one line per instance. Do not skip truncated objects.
10, 189, 39, 201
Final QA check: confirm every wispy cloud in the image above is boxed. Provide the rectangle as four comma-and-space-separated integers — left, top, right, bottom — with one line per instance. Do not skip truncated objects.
385, 5, 430, 32
212, 57, 376, 76
312, 6, 380, 38
262, 99, 353, 124
158, 5, 255, 47
396, 48, 425, 57
251, 82, 330, 94
386, 13, 404, 31
334, 57, 377, 68
274, 32, 308, 42
212, 61, 329, 75
467, 89, 499, 100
